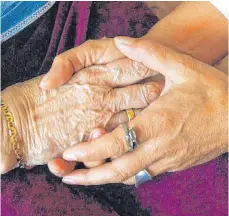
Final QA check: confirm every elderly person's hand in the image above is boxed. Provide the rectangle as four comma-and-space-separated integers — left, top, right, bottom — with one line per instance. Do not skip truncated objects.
1, 70, 163, 174
55, 37, 227, 185
39, 38, 165, 174
39, 38, 161, 90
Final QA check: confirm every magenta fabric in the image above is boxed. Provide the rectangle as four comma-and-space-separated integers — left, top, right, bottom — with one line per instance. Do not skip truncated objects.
1, 2, 228, 216
136, 156, 228, 216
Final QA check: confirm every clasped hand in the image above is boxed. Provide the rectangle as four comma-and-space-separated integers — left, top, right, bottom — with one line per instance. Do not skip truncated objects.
40, 37, 227, 185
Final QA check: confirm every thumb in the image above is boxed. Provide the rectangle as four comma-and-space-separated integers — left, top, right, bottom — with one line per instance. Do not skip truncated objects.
40, 38, 123, 90
114, 36, 190, 83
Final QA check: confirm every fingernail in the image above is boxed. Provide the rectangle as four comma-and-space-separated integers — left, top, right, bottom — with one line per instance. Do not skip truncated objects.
114, 36, 134, 46
88, 129, 104, 141
51, 168, 63, 175
88, 131, 95, 141
63, 152, 77, 161
147, 92, 157, 102
39, 75, 50, 89
62, 177, 75, 184
39, 81, 47, 89
91, 130, 102, 139
25, 165, 34, 170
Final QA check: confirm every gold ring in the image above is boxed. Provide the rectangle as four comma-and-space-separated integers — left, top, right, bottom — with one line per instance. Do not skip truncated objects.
126, 109, 135, 121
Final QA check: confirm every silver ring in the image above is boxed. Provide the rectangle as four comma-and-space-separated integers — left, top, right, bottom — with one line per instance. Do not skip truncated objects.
134, 170, 152, 188
128, 128, 137, 150
122, 123, 133, 151
129, 128, 152, 187
123, 125, 152, 187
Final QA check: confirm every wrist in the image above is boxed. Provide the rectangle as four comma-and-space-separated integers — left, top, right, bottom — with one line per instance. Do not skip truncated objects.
1, 106, 18, 173
1, 85, 29, 169
144, 1, 228, 65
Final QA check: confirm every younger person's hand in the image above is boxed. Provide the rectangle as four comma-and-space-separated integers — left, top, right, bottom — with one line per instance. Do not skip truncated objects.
59, 37, 227, 185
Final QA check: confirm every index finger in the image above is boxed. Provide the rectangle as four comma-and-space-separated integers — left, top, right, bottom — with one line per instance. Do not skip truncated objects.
63, 125, 128, 162
62, 140, 161, 185
63, 108, 159, 162
40, 38, 124, 89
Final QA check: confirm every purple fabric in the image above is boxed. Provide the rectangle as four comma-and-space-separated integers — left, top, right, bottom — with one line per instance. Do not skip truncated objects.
1, 173, 119, 216
1, 2, 228, 216
136, 156, 228, 216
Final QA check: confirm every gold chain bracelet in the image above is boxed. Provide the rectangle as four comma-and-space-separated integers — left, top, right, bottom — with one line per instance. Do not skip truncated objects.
1, 100, 25, 168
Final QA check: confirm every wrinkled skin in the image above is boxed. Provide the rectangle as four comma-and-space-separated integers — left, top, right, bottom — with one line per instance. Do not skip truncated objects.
46, 37, 227, 185
1, 74, 162, 174
38, 1, 228, 184
38, 38, 165, 175
39, 38, 161, 90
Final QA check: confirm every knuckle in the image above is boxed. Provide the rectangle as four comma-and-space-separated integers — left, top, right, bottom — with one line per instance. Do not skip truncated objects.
85, 39, 95, 46
167, 142, 190, 168
168, 158, 185, 171
137, 146, 152, 166
104, 90, 116, 111
105, 90, 126, 112
164, 143, 176, 158
152, 82, 164, 95
132, 116, 154, 141
181, 142, 190, 157
83, 39, 101, 66
53, 55, 73, 72
82, 171, 92, 185
85, 39, 107, 57
110, 166, 127, 183
112, 132, 127, 156
140, 82, 163, 105
106, 63, 123, 86
81, 66, 100, 83
140, 84, 152, 105
53, 55, 66, 64
155, 109, 179, 131
130, 60, 152, 78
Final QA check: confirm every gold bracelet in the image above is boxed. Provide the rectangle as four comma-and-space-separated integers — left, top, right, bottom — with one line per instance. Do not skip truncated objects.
1, 100, 25, 168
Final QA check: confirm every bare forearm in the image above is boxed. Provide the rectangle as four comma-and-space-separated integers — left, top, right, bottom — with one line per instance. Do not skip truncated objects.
145, 1, 228, 65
